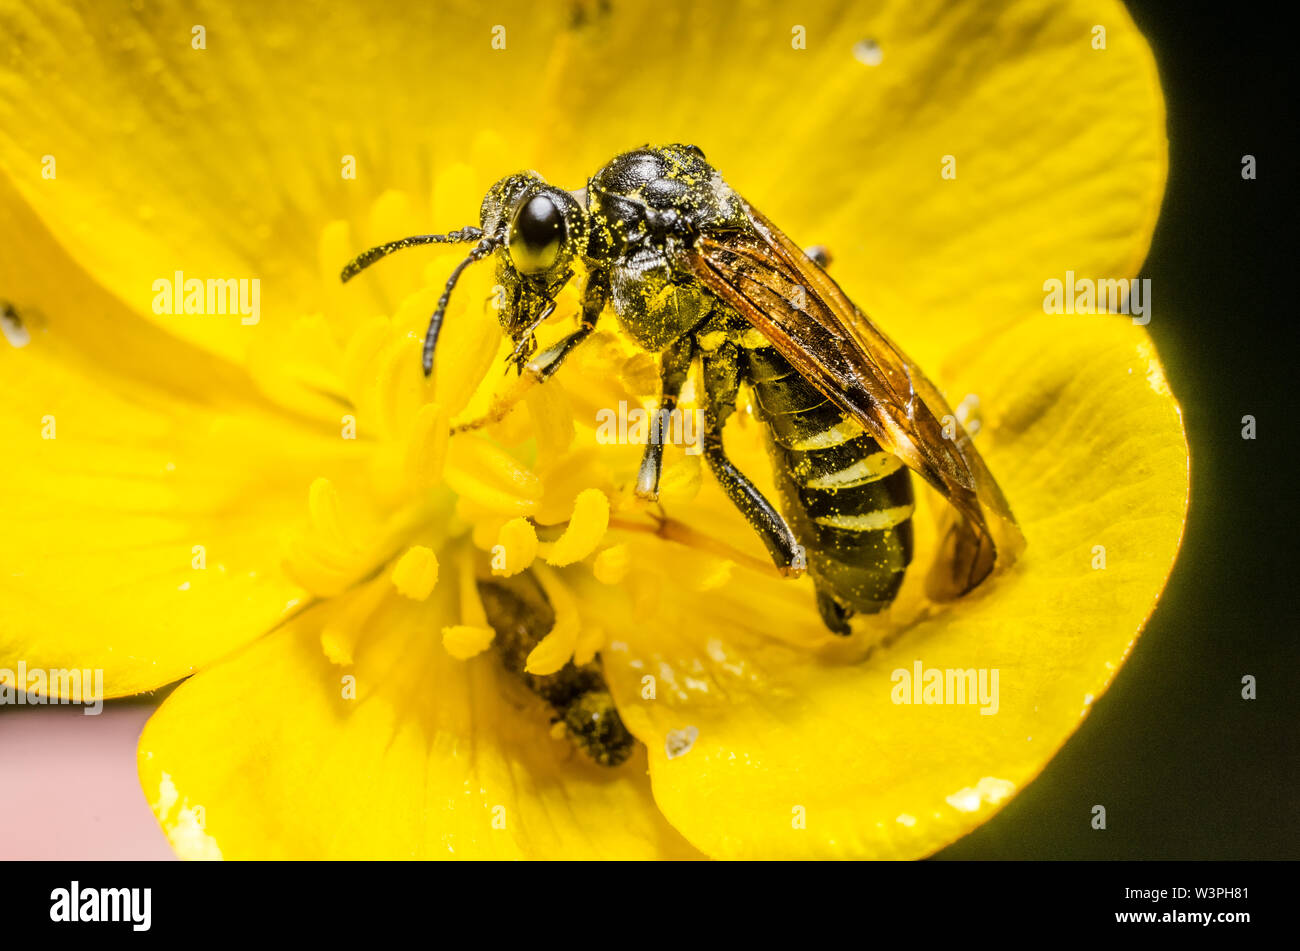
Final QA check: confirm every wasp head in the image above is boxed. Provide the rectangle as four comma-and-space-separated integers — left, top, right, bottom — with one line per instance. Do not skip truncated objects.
478, 173, 588, 361
481, 172, 586, 273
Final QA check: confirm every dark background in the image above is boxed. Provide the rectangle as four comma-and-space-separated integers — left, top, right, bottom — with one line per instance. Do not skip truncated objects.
940, 2, 1298, 859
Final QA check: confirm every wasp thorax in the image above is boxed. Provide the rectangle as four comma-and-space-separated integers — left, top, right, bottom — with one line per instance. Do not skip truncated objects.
508, 193, 566, 274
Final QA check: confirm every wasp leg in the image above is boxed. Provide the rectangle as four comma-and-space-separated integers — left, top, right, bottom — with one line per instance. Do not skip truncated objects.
502, 297, 555, 372
503, 268, 574, 371
524, 271, 609, 384
635, 335, 696, 500
453, 274, 609, 435
700, 343, 805, 577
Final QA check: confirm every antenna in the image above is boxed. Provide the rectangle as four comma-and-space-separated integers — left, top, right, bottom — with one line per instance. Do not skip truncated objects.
421, 234, 503, 377
339, 226, 484, 283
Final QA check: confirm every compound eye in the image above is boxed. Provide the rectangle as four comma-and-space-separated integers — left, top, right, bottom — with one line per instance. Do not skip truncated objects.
508, 194, 566, 274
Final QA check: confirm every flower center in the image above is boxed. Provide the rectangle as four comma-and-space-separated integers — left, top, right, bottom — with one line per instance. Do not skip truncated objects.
273, 182, 644, 688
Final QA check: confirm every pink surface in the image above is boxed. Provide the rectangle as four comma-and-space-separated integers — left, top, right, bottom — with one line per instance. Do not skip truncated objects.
0, 703, 176, 860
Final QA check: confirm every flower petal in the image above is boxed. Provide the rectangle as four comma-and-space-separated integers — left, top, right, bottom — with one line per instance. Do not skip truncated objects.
2, 1, 1159, 369
0, 174, 370, 697
137, 587, 700, 859
530, 0, 1165, 362
592, 317, 1187, 858
0, 0, 568, 363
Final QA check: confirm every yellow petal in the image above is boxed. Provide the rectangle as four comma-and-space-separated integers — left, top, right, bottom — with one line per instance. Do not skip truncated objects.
0, 174, 374, 697
523, 0, 1166, 371
0, 0, 569, 365
138, 590, 698, 859
595, 317, 1188, 858
1, 0, 1157, 379
2, 0, 1177, 862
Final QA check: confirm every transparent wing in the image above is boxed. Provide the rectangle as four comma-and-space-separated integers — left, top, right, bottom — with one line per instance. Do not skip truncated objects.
677, 197, 1024, 598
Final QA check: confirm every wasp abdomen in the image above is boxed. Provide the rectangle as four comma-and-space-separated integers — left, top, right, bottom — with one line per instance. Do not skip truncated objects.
745, 346, 915, 634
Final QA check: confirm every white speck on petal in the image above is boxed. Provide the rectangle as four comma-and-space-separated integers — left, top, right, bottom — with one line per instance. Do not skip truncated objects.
852, 38, 883, 66
665, 725, 699, 759
945, 777, 1016, 814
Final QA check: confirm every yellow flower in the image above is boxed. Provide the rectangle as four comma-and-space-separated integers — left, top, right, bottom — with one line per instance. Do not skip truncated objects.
0, 0, 1185, 859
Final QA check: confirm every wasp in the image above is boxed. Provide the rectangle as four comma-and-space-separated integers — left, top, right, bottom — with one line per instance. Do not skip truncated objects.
343, 145, 1024, 760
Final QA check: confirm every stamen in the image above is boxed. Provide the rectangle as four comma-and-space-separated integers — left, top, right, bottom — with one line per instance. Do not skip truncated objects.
591, 543, 631, 584
450, 372, 539, 434
545, 488, 610, 566
493, 518, 539, 576
471, 515, 506, 550
375, 335, 431, 440
403, 402, 450, 490
694, 558, 735, 592
608, 515, 785, 579
319, 576, 391, 666
573, 623, 607, 666
657, 455, 703, 503
340, 315, 393, 414
524, 565, 581, 675
525, 385, 576, 465
620, 352, 660, 395
442, 625, 496, 660
391, 545, 439, 600
284, 478, 393, 598
308, 477, 359, 556
444, 435, 542, 515
440, 549, 495, 660
284, 535, 354, 595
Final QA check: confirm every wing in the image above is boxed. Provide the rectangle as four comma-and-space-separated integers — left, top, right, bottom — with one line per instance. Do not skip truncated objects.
677, 197, 1025, 600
